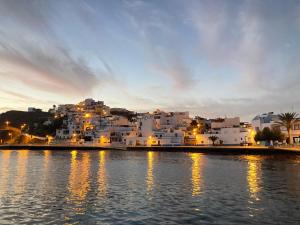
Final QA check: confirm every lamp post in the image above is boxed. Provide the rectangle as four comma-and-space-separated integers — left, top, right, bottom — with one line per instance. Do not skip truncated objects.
72, 133, 77, 143
20, 123, 26, 131
5, 121, 10, 127
8, 132, 12, 141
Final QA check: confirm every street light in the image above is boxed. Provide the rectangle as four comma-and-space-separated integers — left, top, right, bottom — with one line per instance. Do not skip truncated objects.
5, 121, 10, 127
72, 133, 77, 143
8, 132, 12, 141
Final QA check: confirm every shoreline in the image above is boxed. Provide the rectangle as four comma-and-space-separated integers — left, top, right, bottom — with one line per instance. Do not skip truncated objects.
0, 144, 300, 155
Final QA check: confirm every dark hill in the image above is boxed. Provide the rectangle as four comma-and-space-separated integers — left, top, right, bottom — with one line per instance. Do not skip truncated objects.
0, 110, 51, 129
0, 110, 64, 137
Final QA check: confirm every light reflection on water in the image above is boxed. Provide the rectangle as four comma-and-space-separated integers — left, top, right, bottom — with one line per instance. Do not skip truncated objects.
43, 150, 51, 171
0, 150, 11, 198
97, 150, 106, 199
68, 151, 91, 203
0, 150, 299, 225
190, 153, 203, 196
244, 155, 262, 201
146, 151, 154, 193
13, 150, 28, 201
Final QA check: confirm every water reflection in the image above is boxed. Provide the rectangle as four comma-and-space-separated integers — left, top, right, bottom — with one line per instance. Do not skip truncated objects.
146, 152, 154, 193
0, 150, 299, 224
43, 150, 51, 171
97, 151, 107, 198
243, 155, 262, 201
0, 150, 12, 198
14, 150, 29, 200
67, 151, 91, 213
189, 153, 203, 196
41, 150, 52, 193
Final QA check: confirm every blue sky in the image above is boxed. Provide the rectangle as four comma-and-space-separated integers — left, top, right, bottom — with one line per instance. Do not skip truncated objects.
0, 0, 300, 120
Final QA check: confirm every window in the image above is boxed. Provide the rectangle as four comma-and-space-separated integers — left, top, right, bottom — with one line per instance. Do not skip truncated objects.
294, 124, 300, 130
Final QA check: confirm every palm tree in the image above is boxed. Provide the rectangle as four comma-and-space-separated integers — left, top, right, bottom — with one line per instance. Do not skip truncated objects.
209, 136, 219, 146
276, 112, 299, 144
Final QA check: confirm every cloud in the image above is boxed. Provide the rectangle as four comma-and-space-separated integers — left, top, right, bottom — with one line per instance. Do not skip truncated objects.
0, 0, 299, 119
0, 89, 58, 105
123, 0, 196, 90
188, 0, 300, 90
0, 39, 102, 96
0, 0, 115, 98
151, 51, 195, 89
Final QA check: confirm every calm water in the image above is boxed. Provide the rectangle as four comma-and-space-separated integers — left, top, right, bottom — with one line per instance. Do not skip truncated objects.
0, 150, 300, 224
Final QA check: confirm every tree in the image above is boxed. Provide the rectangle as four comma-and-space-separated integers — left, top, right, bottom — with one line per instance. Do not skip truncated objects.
254, 130, 263, 142
255, 127, 285, 144
272, 127, 285, 142
262, 127, 273, 142
209, 136, 218, 146
276, 112, 299, 144
190, 120, 198, 128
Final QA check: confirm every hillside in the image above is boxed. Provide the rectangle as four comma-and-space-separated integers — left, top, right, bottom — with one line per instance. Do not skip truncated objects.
0, 110, 63, 137
0, 110, 51, 128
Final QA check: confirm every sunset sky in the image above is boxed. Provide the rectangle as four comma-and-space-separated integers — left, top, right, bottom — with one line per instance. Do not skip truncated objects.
0, 0, 299, 120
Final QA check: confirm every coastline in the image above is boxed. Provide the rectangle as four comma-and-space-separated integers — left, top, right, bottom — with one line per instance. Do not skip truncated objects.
0, 144, 300, 155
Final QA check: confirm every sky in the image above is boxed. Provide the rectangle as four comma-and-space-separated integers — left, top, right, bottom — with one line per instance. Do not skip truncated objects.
0, 0, 300, 121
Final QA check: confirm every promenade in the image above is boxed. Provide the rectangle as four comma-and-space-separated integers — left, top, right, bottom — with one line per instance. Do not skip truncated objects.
1, 144, 300, 154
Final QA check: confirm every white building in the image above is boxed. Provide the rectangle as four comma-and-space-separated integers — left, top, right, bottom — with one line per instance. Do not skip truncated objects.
124, 110, 189, 146
192, 117, 256, 146
292, 121, 300, 143
252, 112, 300, 144
252, 112, 279, 131
211, 117, 240, 129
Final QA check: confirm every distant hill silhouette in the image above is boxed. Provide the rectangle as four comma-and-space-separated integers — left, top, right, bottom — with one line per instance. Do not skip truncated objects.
0, 110, 63, 137
0, 110, 51, 128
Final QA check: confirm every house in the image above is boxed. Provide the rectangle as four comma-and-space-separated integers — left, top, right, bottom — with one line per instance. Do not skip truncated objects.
252, 112, 300, 144
191, 117, 256, 146
251, 112, 279, 131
